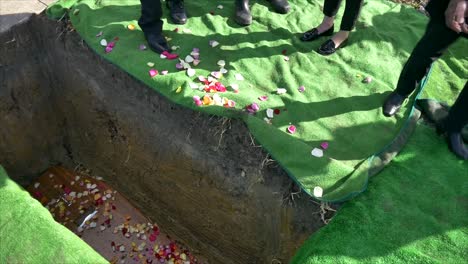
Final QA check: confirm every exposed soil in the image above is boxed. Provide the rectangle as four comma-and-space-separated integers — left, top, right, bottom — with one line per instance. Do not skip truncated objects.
0, 15, 334, 263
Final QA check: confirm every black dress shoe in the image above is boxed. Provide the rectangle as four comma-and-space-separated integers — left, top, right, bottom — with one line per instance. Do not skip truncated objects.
235, 0, 252, 26
166, 0, 187, 25
448, 132, 468, 160
145, 33, 169, 54
317, 38, 347, 55
382, 92, 407, 117
268, 0, 290, 14
300, 25, 334, 42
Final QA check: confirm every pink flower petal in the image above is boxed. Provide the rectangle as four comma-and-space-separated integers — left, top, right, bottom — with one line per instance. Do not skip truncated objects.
251, 103, 260, 111
105, 46, 113, 53
258, 96, 268, 101
287, 125, 296, 134
139, 44, 147, 50
298, 86, 306, 92
162, 51, 179, 60
161, 70, 169, 75
321, 142, 329, 150
211, 71, 222, 79
149, 69, 158, 77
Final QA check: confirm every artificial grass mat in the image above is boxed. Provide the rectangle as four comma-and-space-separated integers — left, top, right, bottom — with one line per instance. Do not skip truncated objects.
46, 0, 467, 202
292, 123, 468, 263
0, 166, 107, 264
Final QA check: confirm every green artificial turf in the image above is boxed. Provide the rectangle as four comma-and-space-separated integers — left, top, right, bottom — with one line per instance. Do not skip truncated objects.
46, 0, 466, 202
292, 123, 468, 263
0, 166, 107, 264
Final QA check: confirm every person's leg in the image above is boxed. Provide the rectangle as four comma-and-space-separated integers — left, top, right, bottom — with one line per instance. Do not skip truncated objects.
166, 0, 187, 25
300, 0, 341, 41
446, 82, 468, 160
446, 82, 468, 133
383, 19, 460, 116
319, 0, 342, 32
234, 0, 252, 26
138, 0, 169, 53
267, 0, 290, 14
139, 0, 163, 35
329, 0, 363, 47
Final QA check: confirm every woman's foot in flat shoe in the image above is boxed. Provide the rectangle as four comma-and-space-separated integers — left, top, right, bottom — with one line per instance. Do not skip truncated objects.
318, 31, 349, 55
301, 24, 334, 41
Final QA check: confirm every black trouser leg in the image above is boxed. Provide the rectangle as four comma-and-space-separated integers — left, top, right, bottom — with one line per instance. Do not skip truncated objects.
340, 0, 363, 31
138, 0, 163, 35
446, 82, 468, 133
323, 0, 342, 17
395, 20, 460, 97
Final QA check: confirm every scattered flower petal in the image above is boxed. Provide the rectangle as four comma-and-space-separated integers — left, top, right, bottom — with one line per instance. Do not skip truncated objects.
147, 62, 155, 67
230, 84, 239, 92
226, 100, 236, 108
220, 68, 228, 74
161, 70, 169, 75
175, 63, 183, 70
96, 31, 103, 37
171, 46, 180, 51
209, 40, 219, 47
175, 87, 182, 93
73, 9, 80, 15
217, 5, 224, 9
277, 88, 287, 94
149, 69, 158, 77
127, 24, 135, 30
139, 44, 147, 50
160, 53, 167, 59
189, 83, 199, 89
258, 96, 268, 101
187, 68, 196, 77
203, 95, 213, 105
213, 94, 223, 105
105, 46, 113, 53
363, 76, 373, 83
162, 51, 179, 60
313, 186, 323, 197
217, 60, 226, 67
185, 55, 194, 63
287, 125, 296, 134
311, 148, 324, 158
100, 39, 108, 46
266, 108, 274, 118
321, 142, 329, 150
34, 182, 40, 188
193, 60, 201, 66
298, 85, 306, 92
284, 56, 289, 61
246, 103, 260, 114
211, 71, 222, 79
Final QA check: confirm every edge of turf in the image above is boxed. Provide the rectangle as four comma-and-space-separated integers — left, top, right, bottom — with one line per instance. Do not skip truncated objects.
45, 3, 429, 203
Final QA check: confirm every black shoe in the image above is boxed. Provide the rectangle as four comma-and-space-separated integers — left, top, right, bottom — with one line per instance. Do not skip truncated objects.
268, 0, 290, 14
382, 92, 406, 117
301, 25, 334, 42
448, 132, 468, 160
145, 33, 169, 54
166, 0, 187, 24
317, 38, 347, 56
235, 0, 252, 26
